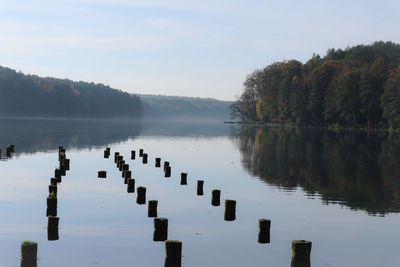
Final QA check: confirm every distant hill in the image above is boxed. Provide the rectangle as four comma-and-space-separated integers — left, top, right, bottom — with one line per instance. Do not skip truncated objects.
138, 94, 232, 121
0, 66, 142, 118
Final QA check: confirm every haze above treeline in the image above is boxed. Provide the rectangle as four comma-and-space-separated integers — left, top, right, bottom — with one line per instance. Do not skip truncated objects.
231, 41, 400, 130
0, 66, 231, 121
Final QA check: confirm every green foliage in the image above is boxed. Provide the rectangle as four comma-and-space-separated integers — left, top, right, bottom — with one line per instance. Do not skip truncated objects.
232, 41, 400, 128
0, 66, 142, 118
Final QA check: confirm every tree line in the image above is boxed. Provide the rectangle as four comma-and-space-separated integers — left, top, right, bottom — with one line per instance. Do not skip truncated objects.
231, 41, 400, 130
0, 66, 142, 118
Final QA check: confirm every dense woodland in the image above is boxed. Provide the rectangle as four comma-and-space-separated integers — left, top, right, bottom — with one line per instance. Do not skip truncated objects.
0, 66, 142, 118
139, 94, 231, 121
231, 41, 400, 130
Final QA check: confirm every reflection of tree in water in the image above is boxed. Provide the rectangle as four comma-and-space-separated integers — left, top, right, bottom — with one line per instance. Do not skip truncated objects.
234, 126, 400, 215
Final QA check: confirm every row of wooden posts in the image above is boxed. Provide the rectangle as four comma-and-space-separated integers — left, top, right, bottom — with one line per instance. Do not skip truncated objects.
0, 144, 14, 159
99, 147, 311, 267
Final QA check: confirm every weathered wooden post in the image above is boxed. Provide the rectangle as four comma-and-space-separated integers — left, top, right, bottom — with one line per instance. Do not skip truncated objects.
58, 146, 65, 153
291, 240, 312, 267
98, 171, 107, 178
104, 150, 110, 158
139, 149, 144, 157
117, 155, 123, 167
211, 189, 221, 206
6, 146, 11, 157
48, 185, 57, 198
197, 180, 204, 196
131, 150, 136, 160
148, 200, 158, 217
137, 186, 146, 204
59, 165, 66, 176
54, 168, 61, 183
58, 151, 65, 162
142, 153, 148, 164
47, 216, 59, 241
164, 166, 171, 177
118, 160, 125, 171
164, 240, 182, 267
153, 218, 168, 241
50, 178, 58, 186
258, 219, 271, 243
180, 173, 187, 185
20, 241, 37, 267
61, 158, 70, 170
127, 178, 135, 193
163, 161, 170, 172
46, 192, 57, 217
123, 170, 132, 184
114, 152, 120, 163
155, 158, 161, 167
224, 199, 236, 221
9, 144, 14, 152
122, 163, 129, 176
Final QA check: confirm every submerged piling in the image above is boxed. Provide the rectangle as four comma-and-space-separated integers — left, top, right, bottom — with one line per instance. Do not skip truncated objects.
180, 173, 187, 185
258, 219, 271, 244
148, 200, 158, 217
20, 241, 37, 267
291, 240, 312, 267
164, 240, 182, 267
137, 186, 146, 204
197, 180, 204, 196
224, 199, 236, 221
211, 189, 221, 206
153, 218, 168, 241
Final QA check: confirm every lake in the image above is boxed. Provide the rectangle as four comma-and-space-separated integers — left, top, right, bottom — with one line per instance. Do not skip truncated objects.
0, 118, 399, 266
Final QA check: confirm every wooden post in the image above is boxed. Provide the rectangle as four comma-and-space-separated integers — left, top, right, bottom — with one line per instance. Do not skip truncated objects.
127, 178, 135, 193
48, 185, 57, 198
163, 161, 170, 172
123, 170, 132, 184
118, 160, 125, 171
0, 148, 2, 159
224, 200, 236, 221
122, 163, 129, 176
47, 195, 57, 210
137, 186, 146, 204
142, 153, 148, 164
98, 171, 106, 178
153, 218, 168, 241
164, 166, 171, 177
104, 150, 110, 158
50, 178, 58, 185
291, 240, 312, 267
46, 207, 57, 217
258, 219, 271, 243
55, 169, 61, 183
6, 146, 11, 157
139, 149, 144, 157
114, 152, 120, 163
155, 158, 161, 167
21, 241, 37, 267
164, 240, 182, 267
47, 216, 59, 241
180, 173, 187, 185
148, 200, 158, 217
9, 144, 14, 152
61, 158, 70, 170
197, 180, 204, 196
211, 189, 221, 206
131, 150, 136, 160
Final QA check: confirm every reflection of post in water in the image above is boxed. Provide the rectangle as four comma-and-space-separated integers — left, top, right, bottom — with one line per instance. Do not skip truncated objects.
20, 241, 37, 267
153, 218, 168, 241
258, 219, 271, 244
291, 240, 311, 267
164, 240, 182, 267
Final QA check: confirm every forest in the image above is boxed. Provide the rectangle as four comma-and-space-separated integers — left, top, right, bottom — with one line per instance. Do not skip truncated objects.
0, 66, 142, 118
231, 41, 400, 130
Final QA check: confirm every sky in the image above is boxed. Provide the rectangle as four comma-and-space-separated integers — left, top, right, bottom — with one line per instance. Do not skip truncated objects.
0, 0, 399, 101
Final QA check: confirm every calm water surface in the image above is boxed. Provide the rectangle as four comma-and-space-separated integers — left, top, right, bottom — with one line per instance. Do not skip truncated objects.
0, 118, 399, 267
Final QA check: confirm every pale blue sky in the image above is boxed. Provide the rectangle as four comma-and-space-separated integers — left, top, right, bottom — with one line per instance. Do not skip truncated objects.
0, 0, 399, 100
